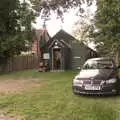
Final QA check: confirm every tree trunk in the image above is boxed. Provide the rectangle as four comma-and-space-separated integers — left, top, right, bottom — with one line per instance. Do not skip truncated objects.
115, 51, 120, 65
115, 51, 120, 78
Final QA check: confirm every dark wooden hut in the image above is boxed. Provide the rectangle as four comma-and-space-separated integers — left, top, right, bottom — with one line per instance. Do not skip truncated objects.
45, 29, 98, 71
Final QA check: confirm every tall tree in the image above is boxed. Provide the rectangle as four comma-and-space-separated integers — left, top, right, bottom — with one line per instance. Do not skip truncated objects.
0, 0, 35, 64
91, 0, 120, 64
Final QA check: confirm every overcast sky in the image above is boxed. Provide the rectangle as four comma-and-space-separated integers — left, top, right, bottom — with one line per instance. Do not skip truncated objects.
32, 0, 97, 37
32, 9, 80, 36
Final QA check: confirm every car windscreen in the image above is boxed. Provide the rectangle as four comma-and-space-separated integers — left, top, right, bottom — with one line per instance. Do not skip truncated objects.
82, 60, 114, 69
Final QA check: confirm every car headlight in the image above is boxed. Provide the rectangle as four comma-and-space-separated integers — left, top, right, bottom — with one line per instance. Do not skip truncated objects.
73, 78, 83, 86
106, 78, 117, 84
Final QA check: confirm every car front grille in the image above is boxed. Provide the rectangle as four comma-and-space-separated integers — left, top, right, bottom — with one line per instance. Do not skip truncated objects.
83, 80, 102, 85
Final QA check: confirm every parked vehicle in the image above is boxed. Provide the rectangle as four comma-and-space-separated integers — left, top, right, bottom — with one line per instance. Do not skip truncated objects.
72, 57, 120, 95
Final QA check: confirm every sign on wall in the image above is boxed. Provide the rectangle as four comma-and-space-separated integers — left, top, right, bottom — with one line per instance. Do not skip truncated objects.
43, 53, 50, 59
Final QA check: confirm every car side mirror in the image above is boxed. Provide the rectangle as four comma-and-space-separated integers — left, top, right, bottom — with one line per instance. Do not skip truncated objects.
112, 66, 120, 70
118, 65, 120, 69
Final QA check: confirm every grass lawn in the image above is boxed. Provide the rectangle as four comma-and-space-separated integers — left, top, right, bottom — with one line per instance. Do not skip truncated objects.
0, 70, 120, 120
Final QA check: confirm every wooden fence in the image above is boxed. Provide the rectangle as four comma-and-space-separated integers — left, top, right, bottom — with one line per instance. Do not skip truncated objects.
0, 55, 39, 74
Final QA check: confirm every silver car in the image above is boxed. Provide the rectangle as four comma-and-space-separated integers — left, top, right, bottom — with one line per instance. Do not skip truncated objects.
72, 57, 120, 95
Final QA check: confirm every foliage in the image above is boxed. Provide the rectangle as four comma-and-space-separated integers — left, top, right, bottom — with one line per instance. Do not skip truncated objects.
0, 70, 120, 120
72, 1, 96, 44
91, 0, 120, 56
0, 0, 35, 63
73, 20, 92, 42
30, 0, 94, 20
